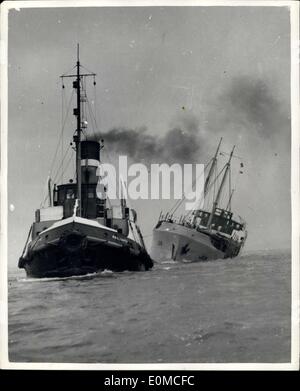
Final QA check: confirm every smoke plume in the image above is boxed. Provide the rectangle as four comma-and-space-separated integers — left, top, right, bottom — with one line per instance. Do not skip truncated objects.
89, 113, 205, 164
220, 76, 290, 140
87, 76, 290, 164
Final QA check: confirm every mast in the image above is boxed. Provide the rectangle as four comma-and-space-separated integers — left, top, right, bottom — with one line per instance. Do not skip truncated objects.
75, 44, 82, 217
60, 47, 97, 217
207, 145, 235, 230
190, 138, 222, 224
226, 189, 235, 211
204, 137, 222, 195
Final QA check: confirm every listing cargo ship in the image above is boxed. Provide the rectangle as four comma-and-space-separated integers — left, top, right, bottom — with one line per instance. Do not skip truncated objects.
18, 48, 153, 278
151, 139, 247, 262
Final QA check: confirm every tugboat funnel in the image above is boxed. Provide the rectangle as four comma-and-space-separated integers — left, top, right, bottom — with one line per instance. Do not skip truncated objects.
80, 140, 100, 185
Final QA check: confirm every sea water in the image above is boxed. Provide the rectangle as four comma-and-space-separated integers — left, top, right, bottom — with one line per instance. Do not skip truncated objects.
8, 249, 291, 363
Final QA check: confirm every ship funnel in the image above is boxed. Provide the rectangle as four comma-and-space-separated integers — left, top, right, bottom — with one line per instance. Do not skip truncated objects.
80, 140, 100, 184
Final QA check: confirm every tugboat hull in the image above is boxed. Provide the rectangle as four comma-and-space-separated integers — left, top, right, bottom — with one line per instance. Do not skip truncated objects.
19, 217, 153, 278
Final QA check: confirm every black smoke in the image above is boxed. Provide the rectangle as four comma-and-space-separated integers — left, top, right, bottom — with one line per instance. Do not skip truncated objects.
89, 113, 205, 164
222, 76, 290, 139
88, 76, 290, 164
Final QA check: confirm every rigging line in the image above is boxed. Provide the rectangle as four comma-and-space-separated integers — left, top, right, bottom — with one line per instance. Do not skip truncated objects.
214, 159, 219, 204
40, 189, 50, 208
94, 75, 99, 130
168, 157, 213, 216
50, 145, 72, 189
48, 89, 75, 178
189, 163, 227, 219
206, 155, 217, 211
219, 182, 225, 209
169, 158, 213, 215
58, 149, 75, 184
41, 149, 75, 207
84, 91, 118, 202
86, 96, 98, 139
39, 173, 55, 208
81, 78, 86, 125
186, 163, 228, 221
51, 128, 77, 185
80, 82, 98, 139
211, 161, 228, 212
60, 64, 77, 78
61, 78, 66, 183
212, 159, 217, 205
88, 96, 99, 137
53, 145, 73, 181
40, 150, 73, 208
39, 175, 53, 208
210, 164, 226, 192
189, 156, 218, 216
212, 160, 216, 204
84, 86, 99, 132
232, 168, 240, 200
228, 164, 232, 211
210, 164, 214, 208
86, 94, 99, 137
80, 64, 96, 75
171, 181, 202, 217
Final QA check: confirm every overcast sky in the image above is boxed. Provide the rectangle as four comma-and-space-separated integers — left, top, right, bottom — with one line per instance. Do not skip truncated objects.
7, 4, 291, 267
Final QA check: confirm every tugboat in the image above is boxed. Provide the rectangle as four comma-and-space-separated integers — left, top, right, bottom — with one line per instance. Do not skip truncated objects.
18, 47, 153, 278
150, 139, 247, 262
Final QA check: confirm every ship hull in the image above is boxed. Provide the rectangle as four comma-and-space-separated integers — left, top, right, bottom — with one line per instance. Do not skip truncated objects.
150, 221, 242, 263
19, 217, 153, 278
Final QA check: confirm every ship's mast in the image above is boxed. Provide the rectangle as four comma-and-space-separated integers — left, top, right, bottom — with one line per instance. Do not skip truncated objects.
190, 138, 222, 224
204, 137, 222, 196
207, 145, 235, 230
60, 45, 96, 217
75, 44, 82, 217
226, 189, 235, 212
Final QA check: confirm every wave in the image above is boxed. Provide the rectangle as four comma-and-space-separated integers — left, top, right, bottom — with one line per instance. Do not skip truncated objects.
17, 269, 115, 283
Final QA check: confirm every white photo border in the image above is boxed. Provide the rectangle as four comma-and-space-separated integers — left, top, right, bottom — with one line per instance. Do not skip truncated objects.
0, 0, 299, 370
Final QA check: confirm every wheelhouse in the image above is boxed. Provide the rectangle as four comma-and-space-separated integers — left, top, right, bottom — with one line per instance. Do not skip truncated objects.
194, 207, 244, 235
53, 183, 105, 219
